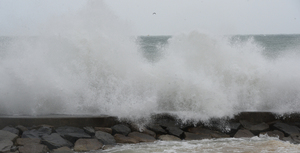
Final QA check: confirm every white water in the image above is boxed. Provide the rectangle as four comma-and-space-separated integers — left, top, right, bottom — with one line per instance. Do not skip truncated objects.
1, 0, 300, 123
96, 136, 300, 153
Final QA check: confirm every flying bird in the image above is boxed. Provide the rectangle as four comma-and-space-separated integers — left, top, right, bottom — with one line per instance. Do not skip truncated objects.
153, 12, 156, 15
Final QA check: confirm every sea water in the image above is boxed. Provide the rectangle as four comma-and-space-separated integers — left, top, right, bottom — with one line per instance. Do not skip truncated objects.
1, 1, 300, 152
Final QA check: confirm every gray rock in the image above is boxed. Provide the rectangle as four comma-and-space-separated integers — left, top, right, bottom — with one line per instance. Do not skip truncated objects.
95, 131, 116, 145
141, 129, 156, 138
74, 139, 103, 152
22, 129, 40, 138
111, 124, 131, 136
0, 140, 13, 153
184, 132, 211, 140
273, 122, 300, 136
16, 125, 28, 133
94, 127, 112, 134
234, 129, 254, 138
83, 126, 95, 136
166, 126, 183, 138
18, 144, 48, 153
41, 133, 72, 150
0, 130, 18, 141
52, 146, 73, 153
55, 126, 91, 143
260, 130, 285, 140
158, 135, 181, 141
36, 126, 52, 136
240, 120, 269, 135
114, 134, 139, 143
147, 124, 167, 134
187, 126, 228, 138
226, 122, 241, 136
2, 126, 20, 135
16, 138, 41, 146
128, 132, 156, 142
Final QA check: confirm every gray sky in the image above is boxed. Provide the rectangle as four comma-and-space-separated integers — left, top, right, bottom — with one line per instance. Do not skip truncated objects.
1, 0, 300, 36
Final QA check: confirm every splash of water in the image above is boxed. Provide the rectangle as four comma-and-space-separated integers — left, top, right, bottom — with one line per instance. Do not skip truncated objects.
0, 1, 300, 123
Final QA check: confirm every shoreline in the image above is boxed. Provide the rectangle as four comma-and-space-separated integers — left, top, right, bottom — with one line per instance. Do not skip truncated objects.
1, 112, 300, 152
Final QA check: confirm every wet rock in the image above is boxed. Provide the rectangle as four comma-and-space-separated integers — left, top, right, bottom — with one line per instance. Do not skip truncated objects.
95, 131, 116, 145
114, 134, 139, 143
55, 126, 91, 143
36, 126, 52, 136
41, 133, 72, 150
94, 127, 112, 134
156, 119, 178, 128
225, 122, 241, 137
0, 130, 18, 141
184, 132, 211, 140
290, 134, 300, 144
141, 129, 156, 138
22, 129, 40, 138
234, 129, 254, 138
128, 132, 156, 142
187, 127, 212, 138
240, 120, 269, 135
10, 145, 18, 152
0, 140, 13, 153
158, 135, 181, 141
83, 126, 95, 136
147, 124, 167, 134
18, 144, 48, 153
2, 126, 20, 135
16, 138, 41, 146
210, 131, 230, 138
111, 124, 131, 136
16, 125, 28, 134
273, 122, 300, 136
74, 139, 103, 152
166, 126, 183, 138
260, 130, 284, 140
52, 146, 73, 153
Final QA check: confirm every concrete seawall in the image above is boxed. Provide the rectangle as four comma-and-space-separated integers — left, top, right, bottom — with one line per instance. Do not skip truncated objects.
0, 112, 299, 128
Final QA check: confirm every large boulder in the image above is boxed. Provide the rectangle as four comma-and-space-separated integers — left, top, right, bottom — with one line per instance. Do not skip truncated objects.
128, 132, 156, 142
273, 122, 300, 136
165, 126, 183, 138
0, 140, 13, 153
184, 132, 211, 140
158, 135, 181, 141
111, 124, 131, 136
16, 138, 41, 146
83, 127, 95, 136
234, 129, 254, 138
0, 130, 18, 141
52, 146, 73, 153
41, 133, 72, 150
55, 126, 91, 143
2, 126, 20, 135
147, 124, 167, 134
18, 144, 49, 153
74, 139, 103, 152
94, 127, 112, 134
225, 122, 241, 137
95, 131, 116, 145
260, 130, 284, 140
240, 120, 269, 135
114, 134, 139, 144
22, 129, 40, 138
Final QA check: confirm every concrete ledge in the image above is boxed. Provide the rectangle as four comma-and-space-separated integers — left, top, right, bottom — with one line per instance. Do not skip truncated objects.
0, 115, 119, 128
1, 112, 300, 128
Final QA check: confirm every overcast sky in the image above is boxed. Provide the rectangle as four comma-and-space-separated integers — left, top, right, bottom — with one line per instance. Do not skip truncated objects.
0, 0, 299, 36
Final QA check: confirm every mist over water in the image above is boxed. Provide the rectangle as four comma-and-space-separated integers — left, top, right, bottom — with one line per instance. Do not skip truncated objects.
1, 0, 300, 123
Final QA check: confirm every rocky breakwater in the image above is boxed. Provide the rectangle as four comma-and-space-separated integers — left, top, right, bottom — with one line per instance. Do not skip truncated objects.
1, 112, 300, 153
